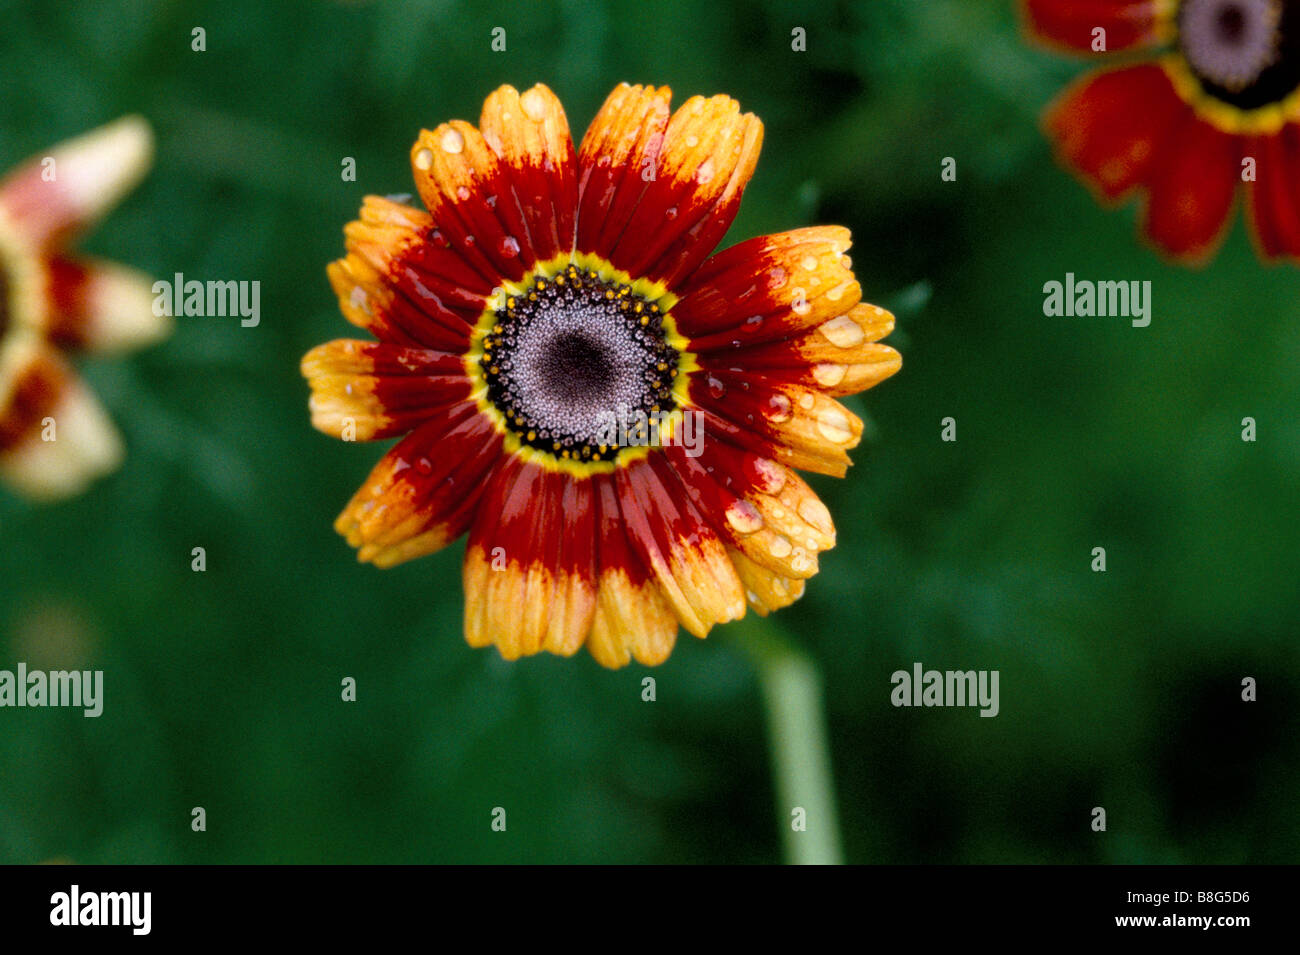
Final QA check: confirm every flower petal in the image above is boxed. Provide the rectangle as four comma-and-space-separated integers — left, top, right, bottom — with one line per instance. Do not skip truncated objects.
41, 255, 171, 353
587, 474, 680, 667
729, 548, 805, 616
1021, 0, 1164, 54
614, 453, 745, 638
329, 195, 489, 351
479, 83, 579, 264
697, 302, 901, 397
1245, 124, 1300, 262
0, 115, 153, 251
0, 333, 122, 500
334, 405, 502, 568
463, 460, 597, 661
1044, 63, 1188, 202
410, 121, 535, 284
301, 338, 472, 441
663, 439, 833, 580
673, 227, 859, 348
689, 374, 862, 478
1142, 110, 1241, 263
576, 83, 673, 261
606, 94, 763, 289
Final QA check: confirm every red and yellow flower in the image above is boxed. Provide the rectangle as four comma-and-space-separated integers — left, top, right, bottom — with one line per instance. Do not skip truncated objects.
1023, 0, 1300, 263
0, 116, 170, 500
302, 83, 900, 668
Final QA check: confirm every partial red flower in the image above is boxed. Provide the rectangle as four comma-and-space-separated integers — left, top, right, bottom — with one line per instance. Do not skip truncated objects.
302, 83, 901, 668
1023, 0, 1300, 264
0, 117, 170, 500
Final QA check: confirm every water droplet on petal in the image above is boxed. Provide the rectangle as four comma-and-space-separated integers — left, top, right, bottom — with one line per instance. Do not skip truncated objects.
521, 88, 548, 121
743, 315, 764, 333
763, 393, 792, 423
798, 392, 815, 410
816, 407, 854, 444
725, 499, 763, 535
696, 157, 715, 184
414, 147, 434, 170
744, 454, 786, 494
456, 185, 471, 201
498, 235, 521, 258
440, 128, 465, 154
766, 267, 788, 290
707, 376, 726, 399
416, 457, 433, 475
798, 497, 834, 534
665, 206, 678, 221
768, 535, 793, 559
790, 547, 814, 575
818, 314, 865, 347
685, 134, 700, 148
801, 255, 819, 271
826, 280, 853, 302
812, 363, 847, 387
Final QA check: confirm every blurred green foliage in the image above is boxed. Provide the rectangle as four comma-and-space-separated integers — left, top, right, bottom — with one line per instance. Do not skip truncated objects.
1, 0, 1296, 864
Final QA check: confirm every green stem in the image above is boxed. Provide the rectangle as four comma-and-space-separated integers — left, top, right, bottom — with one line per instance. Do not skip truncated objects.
732, 615, 845, 865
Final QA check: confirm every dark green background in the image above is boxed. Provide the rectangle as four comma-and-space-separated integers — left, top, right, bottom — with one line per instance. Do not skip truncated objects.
1, 0, 1296, 864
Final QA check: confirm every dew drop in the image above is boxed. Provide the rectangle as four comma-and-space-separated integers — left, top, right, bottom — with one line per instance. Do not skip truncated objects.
801, 255, 819, 272
743, 315, 764, 333
685, 134, 700, 148
349, 286, 370, 314
766, 267, 788, 290
665, 206, 678, 221
433, 128, 462, 156
416, 457, 433, 475
798, 392, 815, 410
818, 314, 865, 348
763, 393, 792, 423
744, 454, 786, 494
816, 407, 854, 444
725, 499, 764, 535
498, 235, 521, 257
521, 88, 548, 121
812, 363, 848, 387
790, 548, 814, 575
707, 376, 726, 399
768, 535, 793, 559
798, 496, 834, 534
696, 157, 715, 184
414, 147, 434, 170
456, 185, 471, 201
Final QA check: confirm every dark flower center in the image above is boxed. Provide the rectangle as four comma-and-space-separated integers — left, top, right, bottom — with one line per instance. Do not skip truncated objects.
479, 264, 680, 463
1178, 0, 1300, 107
